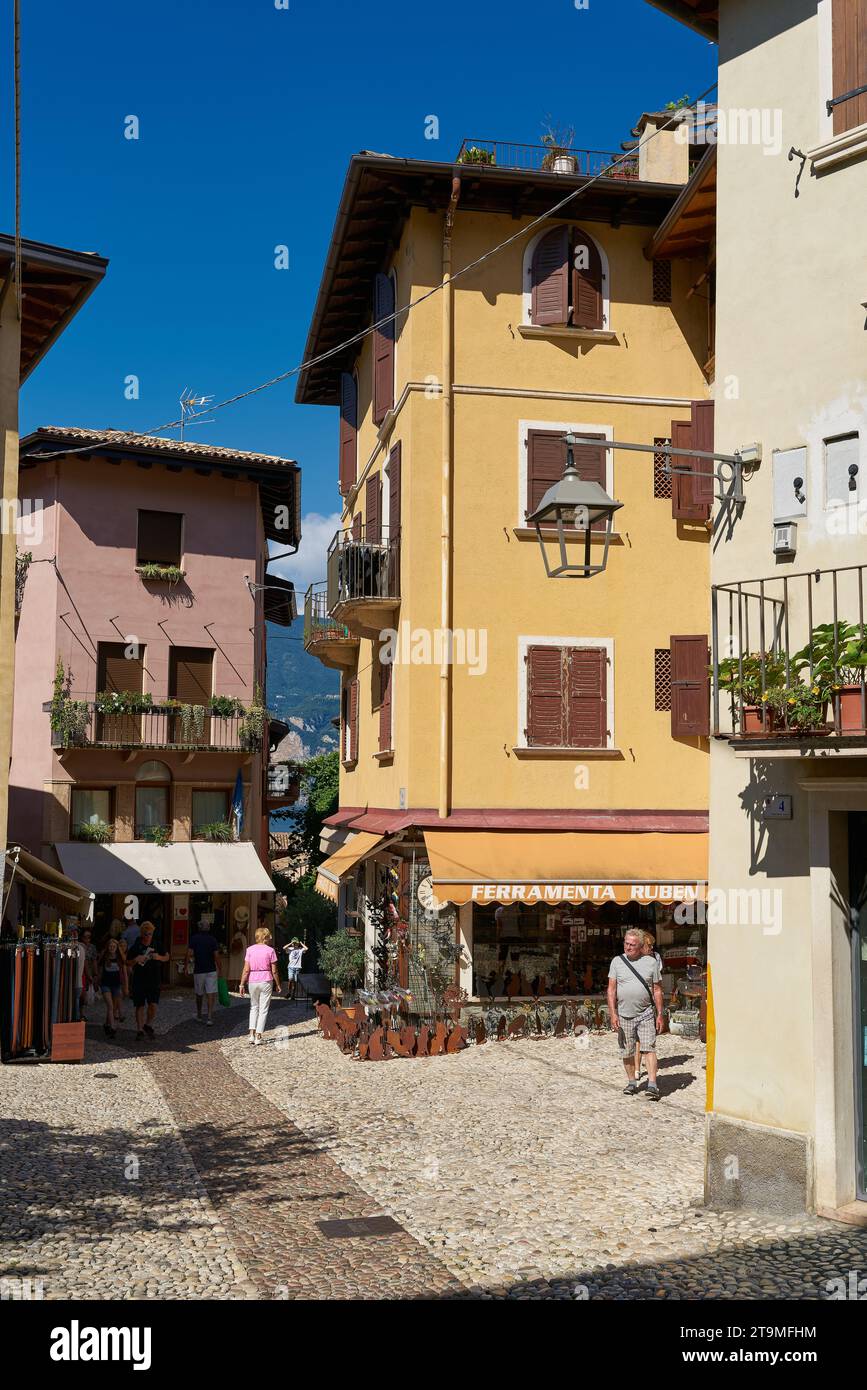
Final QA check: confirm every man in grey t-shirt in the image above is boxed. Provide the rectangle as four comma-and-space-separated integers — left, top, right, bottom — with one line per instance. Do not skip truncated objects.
607, 928, 664, 1101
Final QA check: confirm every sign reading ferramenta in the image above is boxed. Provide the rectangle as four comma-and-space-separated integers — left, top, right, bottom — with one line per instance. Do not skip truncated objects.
468, 883, 705, 903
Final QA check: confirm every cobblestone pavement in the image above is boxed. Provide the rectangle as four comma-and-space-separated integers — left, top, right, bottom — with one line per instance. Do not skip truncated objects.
2, 994, 866, 1300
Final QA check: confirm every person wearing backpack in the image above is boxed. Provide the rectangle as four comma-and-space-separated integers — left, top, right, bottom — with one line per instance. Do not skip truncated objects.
607, 927, 664, 1101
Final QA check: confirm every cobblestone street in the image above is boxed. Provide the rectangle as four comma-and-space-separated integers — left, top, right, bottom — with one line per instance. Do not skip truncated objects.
2, 993, 866, 1301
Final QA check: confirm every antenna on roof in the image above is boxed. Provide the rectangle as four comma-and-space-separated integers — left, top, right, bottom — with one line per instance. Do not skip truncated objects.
178, 387, 215, 440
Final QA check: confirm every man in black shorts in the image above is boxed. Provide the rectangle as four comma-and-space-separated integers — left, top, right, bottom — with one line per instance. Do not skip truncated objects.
127, 920, 169, 1040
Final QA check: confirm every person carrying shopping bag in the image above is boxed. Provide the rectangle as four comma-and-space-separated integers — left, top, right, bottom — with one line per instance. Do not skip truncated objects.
238, 926, 281, 1046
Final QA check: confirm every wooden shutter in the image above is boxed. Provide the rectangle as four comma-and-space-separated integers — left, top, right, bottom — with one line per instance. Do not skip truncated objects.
572, 228, 604, 330
379, 659, 392, 752
530, 226, 569, 326
137, 510, 183, 566
365, 473, 382, 543
351, 512, 362, 540
670, 635, 710, 738
571, 434, 608, 530
373, 272, 395, 424
526, 430, 567, 517
338, 372, 358, 495
97, 641, 144, 744
567, 647, 607, 749
388, 441, 401, 595
832, 0, 867, 134
169, 647, 213, 745
526, 645, 565, 747
671, 417, 709, 521
691, 399, 715, 517
349, 678, 359, 762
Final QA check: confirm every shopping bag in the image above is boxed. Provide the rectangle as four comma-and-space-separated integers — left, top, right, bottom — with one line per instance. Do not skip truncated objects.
217, 976, 230, 1007
85, 985, 96, 1007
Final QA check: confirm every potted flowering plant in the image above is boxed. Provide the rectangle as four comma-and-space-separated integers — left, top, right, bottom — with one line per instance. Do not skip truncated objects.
769, 680, 830, 734
541, 123, 577, 174
793, 621, 867, 733
716, 653, 785, 735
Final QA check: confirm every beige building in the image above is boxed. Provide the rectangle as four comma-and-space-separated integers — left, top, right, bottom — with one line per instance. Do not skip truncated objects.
0, 237, 106, 869
650, 0, 867, 1220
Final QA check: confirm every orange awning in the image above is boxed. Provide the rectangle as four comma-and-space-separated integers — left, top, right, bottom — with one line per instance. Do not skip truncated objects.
424, 830, 707, 907
314, 831, 385, 902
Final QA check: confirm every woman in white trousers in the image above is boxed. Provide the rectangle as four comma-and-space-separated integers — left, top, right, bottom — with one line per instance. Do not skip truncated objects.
238, 926, 282, 1045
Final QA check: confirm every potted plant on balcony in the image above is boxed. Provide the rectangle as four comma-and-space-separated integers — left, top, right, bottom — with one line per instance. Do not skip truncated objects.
541, 123, 577, 174
94, 690, 153, 715
145, 824, 172, 847
769, 680, 830, 735
717, 654, 784, 735
49, 658, 90, 748
208, 694, 245, 718
458, 145, 496, 166
318, 928, 366, 1006
794, 621, 867, 734
197, 820, 234, 843
136, 562, 185, 584
75, 819, 114, 844
239, 685, 266, 750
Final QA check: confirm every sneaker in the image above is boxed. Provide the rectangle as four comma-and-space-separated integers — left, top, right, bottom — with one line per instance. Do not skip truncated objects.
249, 1035, 256, 1045
622, 1081, 639, 1096
143, 1024, 155, 1038
646, 1085, 660, 1102
254, 1036, 263, 1046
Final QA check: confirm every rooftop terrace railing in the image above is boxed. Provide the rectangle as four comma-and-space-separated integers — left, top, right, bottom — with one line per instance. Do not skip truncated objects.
455, 140, 639, 179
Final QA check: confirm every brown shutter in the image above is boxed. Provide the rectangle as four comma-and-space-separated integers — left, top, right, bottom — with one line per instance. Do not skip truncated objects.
351, 512, 362, 540
671, 417, 706, 521
97, 641, 144, 744
379, 659, 392, 752
137, 510, 183, 566
388, 441, 401, 594
832, 0, 867, 134
526, 430, 567, 517
572, 228, 604, 330
530, 226, 569, 326
365, 473, 382, 543
169, 647, 213, 745
571, 433, 608, 530
691, 399, 715, 517
567, 647, 607, 749
526, 645, 565, 747
373, 272, 395, 424
338, 372, 358, 495
349, 678, 359, 762
670, 635, 710, 737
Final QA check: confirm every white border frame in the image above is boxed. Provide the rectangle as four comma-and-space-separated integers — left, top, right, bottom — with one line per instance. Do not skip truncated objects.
522, 223, 611, 329
518, 418, 614, 527
516, 634, 614, 750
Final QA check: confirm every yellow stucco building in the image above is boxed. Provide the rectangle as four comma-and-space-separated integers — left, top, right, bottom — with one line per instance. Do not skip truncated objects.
299, 128, 715, 1017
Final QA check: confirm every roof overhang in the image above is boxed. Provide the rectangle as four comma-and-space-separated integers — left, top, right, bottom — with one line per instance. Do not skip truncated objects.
296, 154, 689, 406
0, 235, 108, 382
4, 843, 94, 916
647, 146, 716, 260
53, 840, 274, 894
642, 0, 719, 41
263, 574, 297, 626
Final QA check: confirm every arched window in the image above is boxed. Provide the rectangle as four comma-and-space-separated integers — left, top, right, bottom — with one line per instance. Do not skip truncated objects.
524, 224, 609, 330
135, 761, 171, 840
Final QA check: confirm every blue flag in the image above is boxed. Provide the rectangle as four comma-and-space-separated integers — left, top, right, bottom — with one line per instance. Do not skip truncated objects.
231, 770, 244, 841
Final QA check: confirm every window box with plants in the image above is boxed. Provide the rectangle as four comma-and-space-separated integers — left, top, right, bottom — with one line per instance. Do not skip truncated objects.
143, 824, 172, 847
458, 145, 496, 166
136, 563, 185, 584
74, 819, 114, 844
94, 690, 154, 716
194, 820, 235, 843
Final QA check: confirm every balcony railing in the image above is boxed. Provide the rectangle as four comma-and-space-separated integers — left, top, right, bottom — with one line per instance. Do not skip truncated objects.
711, 563, 867, 743
326, 524, 401, 615
455, 139, 639, 180
304, 581, 353, 648
46, 697, 269, 752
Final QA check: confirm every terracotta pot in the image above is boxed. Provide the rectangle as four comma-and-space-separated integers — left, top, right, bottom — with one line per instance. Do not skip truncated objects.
741, 705, 776, 735
835, 686, 867, 734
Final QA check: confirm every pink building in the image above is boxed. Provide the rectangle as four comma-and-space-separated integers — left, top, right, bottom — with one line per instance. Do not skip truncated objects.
8, 427, 300, 980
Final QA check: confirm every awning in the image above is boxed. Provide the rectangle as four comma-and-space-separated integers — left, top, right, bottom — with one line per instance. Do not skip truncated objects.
53, 841, 275, 894
4, 845, 94, 916
314, 831, 385, 902
424, 830, 707, 907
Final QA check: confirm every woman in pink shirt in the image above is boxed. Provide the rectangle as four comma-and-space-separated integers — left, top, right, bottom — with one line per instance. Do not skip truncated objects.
239, 927, 281, 1045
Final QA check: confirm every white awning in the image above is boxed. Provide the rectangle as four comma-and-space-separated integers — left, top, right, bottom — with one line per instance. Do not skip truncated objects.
54, 841, 275, 895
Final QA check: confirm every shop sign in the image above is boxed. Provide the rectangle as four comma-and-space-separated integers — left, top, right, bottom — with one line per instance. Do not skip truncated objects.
469, 883, 704, 904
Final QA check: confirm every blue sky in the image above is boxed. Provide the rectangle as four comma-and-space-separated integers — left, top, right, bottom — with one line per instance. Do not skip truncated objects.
10, 0, 714, 584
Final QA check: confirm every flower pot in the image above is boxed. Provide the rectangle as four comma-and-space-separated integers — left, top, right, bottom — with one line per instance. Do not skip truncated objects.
741, 705, 776, 735
834, 686, 867, 733
551, 154, 577, 174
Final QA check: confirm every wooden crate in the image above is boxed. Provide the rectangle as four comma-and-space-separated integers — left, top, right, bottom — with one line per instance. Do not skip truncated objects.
50, 1022, 86, 1062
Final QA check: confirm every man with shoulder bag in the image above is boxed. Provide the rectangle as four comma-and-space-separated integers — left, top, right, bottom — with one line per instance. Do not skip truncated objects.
607, 927, 665, 1101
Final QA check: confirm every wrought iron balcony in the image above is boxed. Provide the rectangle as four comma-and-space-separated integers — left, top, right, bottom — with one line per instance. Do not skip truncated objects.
455, 139, 639, 180
326, 525, 400, 636
711, 563, 867, 751
303, 581, 359, 669
46, 697, 269, 753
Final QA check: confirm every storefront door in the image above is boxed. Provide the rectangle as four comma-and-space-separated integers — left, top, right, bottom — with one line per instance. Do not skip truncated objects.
848, 814, 867, 1201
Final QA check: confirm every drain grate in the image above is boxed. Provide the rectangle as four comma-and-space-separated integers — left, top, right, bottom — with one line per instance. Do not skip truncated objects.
317, 1215, 402, 1239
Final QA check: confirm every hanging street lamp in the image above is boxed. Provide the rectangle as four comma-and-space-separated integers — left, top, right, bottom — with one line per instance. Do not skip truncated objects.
527, 432, 623, 579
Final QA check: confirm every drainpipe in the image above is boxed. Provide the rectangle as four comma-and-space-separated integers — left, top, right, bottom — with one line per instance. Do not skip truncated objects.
438, 176, 460, 820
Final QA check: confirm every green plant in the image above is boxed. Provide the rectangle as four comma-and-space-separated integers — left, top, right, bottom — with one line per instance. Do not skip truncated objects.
769, 681, 828, 732
239, 683, 265, 750
145, 824, 172, 847
793, 621, 867, 690
195, 820, 234, 843
665, 94, 691, 111
458, 145, 495, 165
75, 819, 114, 844
540, 121, 576, 168
318, 929, 366, 991
49, 658, 90, 748
15, 551, 31, 612
208, 694, 245, 718
179, 703, 206, 742
716, 653, 786, 707
94, 689, 154, 715
137, 562, 184, 584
